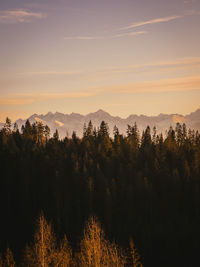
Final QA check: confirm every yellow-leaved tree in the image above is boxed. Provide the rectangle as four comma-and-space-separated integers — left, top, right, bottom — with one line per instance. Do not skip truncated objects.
23, 214, 72, 267
22, 214, 142, 267
129, 239, 143, 267
2, 248, 16, 267
77, 216, 126, 267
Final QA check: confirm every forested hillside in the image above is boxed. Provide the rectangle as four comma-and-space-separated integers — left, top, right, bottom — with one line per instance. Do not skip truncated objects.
0, 118, 200, 266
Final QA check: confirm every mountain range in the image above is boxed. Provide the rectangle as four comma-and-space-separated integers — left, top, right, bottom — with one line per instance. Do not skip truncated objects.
1, 109, 200, 138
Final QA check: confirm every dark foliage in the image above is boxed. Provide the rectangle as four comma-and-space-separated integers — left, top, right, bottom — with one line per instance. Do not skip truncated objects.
0, 119, 200, 266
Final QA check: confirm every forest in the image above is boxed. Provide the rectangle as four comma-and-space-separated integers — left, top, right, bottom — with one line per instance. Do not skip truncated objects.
0, 118, 200, 266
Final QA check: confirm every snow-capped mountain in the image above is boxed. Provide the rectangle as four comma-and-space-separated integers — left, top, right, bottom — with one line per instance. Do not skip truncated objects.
3, 109, 200, 138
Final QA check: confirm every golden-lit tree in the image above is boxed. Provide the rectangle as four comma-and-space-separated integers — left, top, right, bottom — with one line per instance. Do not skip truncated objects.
2, 214, 142, 267
22, 244, 34, 267
129, 239, 143, 267
52, 235, 72, 267
23, 214, 72, 267
22, 214, 56, 267
4, 248, 16, 267
78, 216, 126, 267
106, 242, 126, 267
33, 214, 56, 267
78, 216, 104, 266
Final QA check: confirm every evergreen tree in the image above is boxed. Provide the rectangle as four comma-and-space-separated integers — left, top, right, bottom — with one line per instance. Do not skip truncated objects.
4, 117, 12, 134
53, 129, 59, 140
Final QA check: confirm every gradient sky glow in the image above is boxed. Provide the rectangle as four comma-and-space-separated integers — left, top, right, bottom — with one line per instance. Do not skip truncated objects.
0, 0, 200, 121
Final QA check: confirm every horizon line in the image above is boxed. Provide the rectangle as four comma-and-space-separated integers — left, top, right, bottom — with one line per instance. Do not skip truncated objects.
1, 107, 199, 124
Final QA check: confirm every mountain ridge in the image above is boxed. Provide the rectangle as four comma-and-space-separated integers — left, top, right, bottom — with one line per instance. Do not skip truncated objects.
1, 108, 200, 138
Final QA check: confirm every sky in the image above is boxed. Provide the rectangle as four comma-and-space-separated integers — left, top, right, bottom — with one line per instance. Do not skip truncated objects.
0, 0, 200, 121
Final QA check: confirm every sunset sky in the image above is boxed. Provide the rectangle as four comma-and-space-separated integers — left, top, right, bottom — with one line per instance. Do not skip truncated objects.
0, 0, 200, 121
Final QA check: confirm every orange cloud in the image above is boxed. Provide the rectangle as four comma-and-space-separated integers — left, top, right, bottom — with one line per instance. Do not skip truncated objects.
0, 97, 35, 106
22, 71, 79, 76
18, 57, 200, 81
39, 91, 99, 99
1, 75, 199, 108
106, 75, 200, 94
0, 91, 98, 106
97, 57, 200, 76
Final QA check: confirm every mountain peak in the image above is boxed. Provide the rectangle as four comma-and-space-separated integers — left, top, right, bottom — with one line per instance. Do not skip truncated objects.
86, 109, 110, 118
46, 112, 53, 116
95, 109, 107, 114
28, 113, 38, 120
55, 111, 63, 115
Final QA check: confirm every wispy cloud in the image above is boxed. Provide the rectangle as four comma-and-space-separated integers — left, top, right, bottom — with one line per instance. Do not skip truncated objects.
39, 91, 98, 99
0, 97, 35, 106
0, 9, 46, 23
64, 36, 103, 40
77, 57, 200, 83
1, 74, 200, 108
64, 15, 182, 41
64, 31, 146, 40
0, 91, 99, 106
111, 31, 147, 38
120, 15, 182, 30
20, 71, 79, 76
103, 57, 200, 74
16, 57, 200, 82
184, 0, 197, 3
106, 75, 200, 94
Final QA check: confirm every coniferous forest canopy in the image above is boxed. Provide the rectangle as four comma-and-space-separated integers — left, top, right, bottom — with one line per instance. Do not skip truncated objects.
0, 118, 200, 266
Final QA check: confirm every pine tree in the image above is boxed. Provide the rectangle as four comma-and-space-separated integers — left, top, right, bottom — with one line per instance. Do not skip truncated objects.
98, 121, 109, 138
22, 120, 32, 138
37, 122, 44, 143
44, 125, 50, 141
4, 117, 12, 134
53, 129, 59, 141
